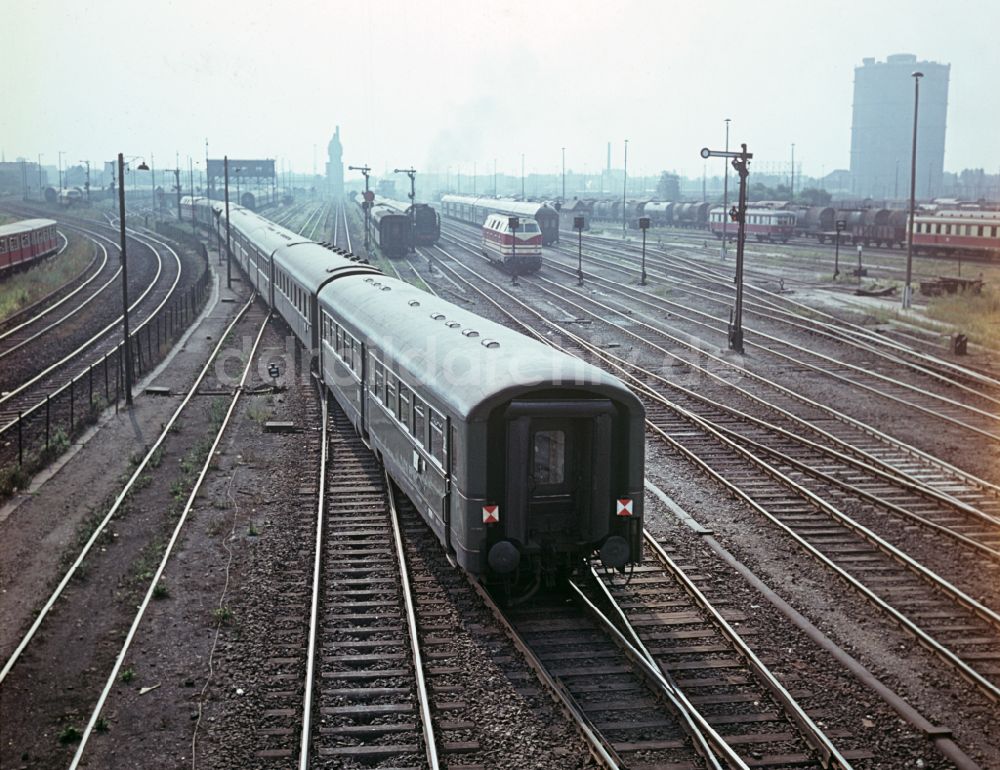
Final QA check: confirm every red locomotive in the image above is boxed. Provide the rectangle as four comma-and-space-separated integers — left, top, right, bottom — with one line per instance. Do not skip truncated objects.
481, 213, 542, 274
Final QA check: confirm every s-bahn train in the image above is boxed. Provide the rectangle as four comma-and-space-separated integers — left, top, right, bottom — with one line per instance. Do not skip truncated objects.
372, 195, 441, 246
481, 213, 543, 274
188, 197, 645, 586
0, 218, 59, 274
441, 195, 560, 245
911, 209, 1000, 258
709, 207, 795, 242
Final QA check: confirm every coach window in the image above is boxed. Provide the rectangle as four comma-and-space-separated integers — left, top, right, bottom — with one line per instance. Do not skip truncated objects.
533, 430, 566, 485
412, 397, 426, 446
345, 335, 354, 371
373, 361, 384, 400
386, 373, 398, 413
398, 384, 411, 427
429, 410, 446, 465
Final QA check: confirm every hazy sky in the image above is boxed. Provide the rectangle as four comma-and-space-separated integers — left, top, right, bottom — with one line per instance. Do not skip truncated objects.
5, 0, 997, 181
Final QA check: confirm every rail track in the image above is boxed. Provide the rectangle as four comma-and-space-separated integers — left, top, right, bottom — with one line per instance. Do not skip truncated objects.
0, 290, 273, 766
568, 225, 1000, 382
417, 234, 1000, 708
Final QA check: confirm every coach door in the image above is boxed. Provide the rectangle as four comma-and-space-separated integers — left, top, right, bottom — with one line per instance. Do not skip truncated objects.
504, 400, 613, 546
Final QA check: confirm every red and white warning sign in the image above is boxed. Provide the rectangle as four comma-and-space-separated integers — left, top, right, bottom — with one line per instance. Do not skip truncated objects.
616, 498, 633, 517
482, 504, 500, 524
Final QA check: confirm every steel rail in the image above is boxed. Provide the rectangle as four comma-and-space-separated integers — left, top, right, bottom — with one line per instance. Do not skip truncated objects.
69, 305, 270, 769
341, 201, 352, 253
443, 227, 1000, 505
0, 295, 255, 684
0, 227, 177, 422
464, 576, 623, 769
520, 269, 1000, 526
639, 535, 855, 769
0, 241, 116, 361
638, 406, 1000, 704
0, 230, 99, 339
568, 228, 1000, 391
385, 474, 440, 770
569, 576, 741, 770
424, 240, 1000, 703
526, 229, 1000, 431
298, 386, 328, 770
546, 237, 1000, 405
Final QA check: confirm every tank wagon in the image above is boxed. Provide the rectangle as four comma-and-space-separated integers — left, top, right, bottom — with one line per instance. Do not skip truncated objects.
202, 199, 645, 587
440, 195, 560, 246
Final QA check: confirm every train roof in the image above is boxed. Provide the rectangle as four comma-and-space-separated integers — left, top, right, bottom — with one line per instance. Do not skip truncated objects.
918, 209, 1000, 222
371, 204, 409, 224
318, 273, 641, 421
273, 242, 380, 292
224, 203, 315, 256
372, 195, 416, 213
440, 195, 558, 219
0, 219, 57, 237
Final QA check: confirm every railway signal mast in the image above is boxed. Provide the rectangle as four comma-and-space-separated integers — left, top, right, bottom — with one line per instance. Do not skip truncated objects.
394, 167, 417, 253
349, 164, 372, 251
701, 143, 753, 354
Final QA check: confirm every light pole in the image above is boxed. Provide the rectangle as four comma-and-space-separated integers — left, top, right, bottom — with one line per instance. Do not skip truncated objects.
561, 147, 566, 203
493, 158, 497, 196
722, 118, 731, 259
509, 216, 519, 286
903, 71, 924, 310
789, 142, 795, 201
118, 153, 149, 406
58, 151, 64, 191
701, 143, 753, 354
224, 156, 232, 289
37, 153, 43, 200
622, 139, 628, 238
574, 216, 584, 285
172, 167, 182, 222
521, 154, 525, 199
394, 167, 417, 253
639, 216, 649, 285
834, 219, 845, 279
349, 164, 372, 250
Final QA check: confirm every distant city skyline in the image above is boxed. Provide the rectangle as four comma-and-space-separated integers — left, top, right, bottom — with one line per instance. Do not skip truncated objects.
5, 1, 998, 185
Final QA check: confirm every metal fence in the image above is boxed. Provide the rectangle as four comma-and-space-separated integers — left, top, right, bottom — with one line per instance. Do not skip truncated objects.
3, 265, 212, 476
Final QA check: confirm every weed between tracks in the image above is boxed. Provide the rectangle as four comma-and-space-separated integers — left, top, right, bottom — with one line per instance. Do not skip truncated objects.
0, 399, 103, 501
0, 233, 94, 323
926, 285, 1000, 349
